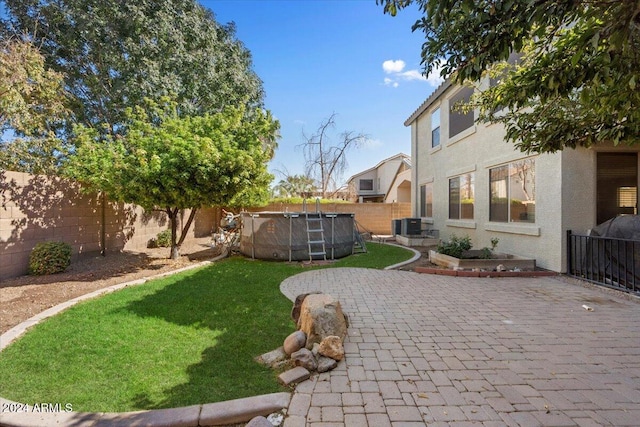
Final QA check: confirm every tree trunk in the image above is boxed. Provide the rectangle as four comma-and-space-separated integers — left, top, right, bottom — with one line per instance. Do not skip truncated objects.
168, 208, 180, 260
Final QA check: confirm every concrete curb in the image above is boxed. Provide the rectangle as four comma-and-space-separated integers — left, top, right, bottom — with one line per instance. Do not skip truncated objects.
0, 248, 292, 427
0, 393, 291, 427
381, 242, 422, 270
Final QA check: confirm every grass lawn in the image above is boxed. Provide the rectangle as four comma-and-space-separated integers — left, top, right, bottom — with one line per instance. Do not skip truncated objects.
0, 242, 413, 412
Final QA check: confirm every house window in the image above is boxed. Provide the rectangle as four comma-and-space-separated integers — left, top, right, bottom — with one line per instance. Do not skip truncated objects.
359, 179, 373, 191
449, 87, 474, 138
449, 173, 474, 220
490, 159, 535, 223
431, 108, 440, 148
419, 183, 433, 217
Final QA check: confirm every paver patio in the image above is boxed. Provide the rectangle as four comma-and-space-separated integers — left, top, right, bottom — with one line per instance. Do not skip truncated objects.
280, 268, 640, 426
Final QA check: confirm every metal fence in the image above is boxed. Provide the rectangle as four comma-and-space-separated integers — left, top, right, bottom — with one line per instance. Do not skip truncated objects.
567, 230, 640, 294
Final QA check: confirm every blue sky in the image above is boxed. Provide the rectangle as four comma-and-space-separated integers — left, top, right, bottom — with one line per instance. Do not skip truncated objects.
203, 0, 442, 185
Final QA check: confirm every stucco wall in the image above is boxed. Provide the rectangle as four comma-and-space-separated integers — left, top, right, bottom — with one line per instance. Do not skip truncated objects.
410, 83, 564, 272
1, 170, 215, 280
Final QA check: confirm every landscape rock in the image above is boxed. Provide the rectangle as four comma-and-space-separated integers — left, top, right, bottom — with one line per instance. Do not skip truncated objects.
255, 347, 287, 367
267, 412, 284, 426
318, 335, 345, 361
298, 293, 347, 348
283, 330, 307, 355
317, 355, 338, 373
311, 342, 321, 357
246, 416, 272, 427
291, 348, 317, 371
291, 292, 318, 323
496, 264, 507, 272
278, 366, 311, 386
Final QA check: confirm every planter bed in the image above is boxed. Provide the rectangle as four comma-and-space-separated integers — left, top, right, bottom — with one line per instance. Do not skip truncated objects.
429, 250, 536, 271
415, 266, 558, 278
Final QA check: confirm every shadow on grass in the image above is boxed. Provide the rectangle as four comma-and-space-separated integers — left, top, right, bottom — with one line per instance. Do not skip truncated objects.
123, 258, 297, 409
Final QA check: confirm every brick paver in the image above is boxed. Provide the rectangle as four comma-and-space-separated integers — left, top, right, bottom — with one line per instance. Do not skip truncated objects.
280, 268, 640, 426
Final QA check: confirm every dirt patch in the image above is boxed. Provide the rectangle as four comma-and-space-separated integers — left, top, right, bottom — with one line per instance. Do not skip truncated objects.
0, 238, 221, 334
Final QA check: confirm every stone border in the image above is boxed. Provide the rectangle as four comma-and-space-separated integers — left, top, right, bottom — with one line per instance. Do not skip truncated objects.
415, 266, 558, 278
0, 248, 292, 427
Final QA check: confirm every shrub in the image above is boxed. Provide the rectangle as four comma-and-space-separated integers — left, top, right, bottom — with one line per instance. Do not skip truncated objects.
156, 229, 172, 247
436, 234, 472, 258
29, 241, 72, 275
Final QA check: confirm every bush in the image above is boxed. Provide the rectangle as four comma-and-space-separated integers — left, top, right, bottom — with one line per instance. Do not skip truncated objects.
436, 234, 472, 258
156, 229, 172, 247
28, 241, 72, 275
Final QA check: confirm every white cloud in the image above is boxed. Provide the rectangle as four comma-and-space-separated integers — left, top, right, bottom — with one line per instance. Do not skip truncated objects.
382, 58, 443, 88
383, 77, 399, 88
398, 70, 426, 81
382, 59, 406, 74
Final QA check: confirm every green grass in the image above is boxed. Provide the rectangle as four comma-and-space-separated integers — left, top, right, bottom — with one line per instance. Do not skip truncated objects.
0, 242, 413, 412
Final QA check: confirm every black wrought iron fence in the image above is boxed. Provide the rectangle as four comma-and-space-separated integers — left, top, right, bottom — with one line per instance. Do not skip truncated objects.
567, 230, 640, 294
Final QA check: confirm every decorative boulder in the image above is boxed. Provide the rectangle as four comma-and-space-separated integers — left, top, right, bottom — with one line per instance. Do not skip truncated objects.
291, 292, 319, 323
291, 348, 317, 371
283, 330, 307, 355
298, 293, 347, 349
318, 335, 345, 361
317, 356, 338, 373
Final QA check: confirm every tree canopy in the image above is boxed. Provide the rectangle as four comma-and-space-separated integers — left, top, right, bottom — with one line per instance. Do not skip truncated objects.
3, 0, 264, 135
0, 37, 68, 173
65, 99, 279, 258
379, 0, 640, 153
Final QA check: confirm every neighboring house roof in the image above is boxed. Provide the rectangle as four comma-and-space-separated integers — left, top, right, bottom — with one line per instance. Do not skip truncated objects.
347, 153, 411, 183
404, 79, 452, 126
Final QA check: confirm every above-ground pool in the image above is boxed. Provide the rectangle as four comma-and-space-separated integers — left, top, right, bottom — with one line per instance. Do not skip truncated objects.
239, 211, 355, 261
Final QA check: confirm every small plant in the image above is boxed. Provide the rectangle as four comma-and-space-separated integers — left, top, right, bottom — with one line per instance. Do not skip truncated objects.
28, 241, 72, 275
490, 237, 500, 251
436, 234, 472, 258
479, 247, 493, 259
155, 229, 172, 247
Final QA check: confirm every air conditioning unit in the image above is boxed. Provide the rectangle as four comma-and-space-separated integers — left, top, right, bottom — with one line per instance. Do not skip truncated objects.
391, 219, 402, 236
401, 218, 422, 236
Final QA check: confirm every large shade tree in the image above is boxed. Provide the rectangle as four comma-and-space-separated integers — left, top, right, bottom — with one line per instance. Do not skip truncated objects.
379, 0, 640, 153
3, 0, 264, 135
66, 100, 279, 259
0, 37, 68, 173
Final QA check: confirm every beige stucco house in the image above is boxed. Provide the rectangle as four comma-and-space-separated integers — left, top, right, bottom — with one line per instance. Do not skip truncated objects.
347, 153, 411, 203
406, 79, 639, 273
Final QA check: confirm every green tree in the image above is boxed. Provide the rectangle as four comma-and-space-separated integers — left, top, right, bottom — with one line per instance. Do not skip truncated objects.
65, 99, 279, 259
273, 174, 317, 198
379, 0, 640, 153
0, 37, 68, 173
3, 0, 264, 134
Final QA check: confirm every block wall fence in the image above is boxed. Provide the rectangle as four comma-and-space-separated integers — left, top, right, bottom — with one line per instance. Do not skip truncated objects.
1, 170, 410, 280
1, 170, 215, 280
247, 202, 412, 236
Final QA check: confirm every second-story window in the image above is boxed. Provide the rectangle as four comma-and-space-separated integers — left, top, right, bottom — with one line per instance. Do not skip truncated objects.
431, 108, 440, 148
359, 179, 373, 191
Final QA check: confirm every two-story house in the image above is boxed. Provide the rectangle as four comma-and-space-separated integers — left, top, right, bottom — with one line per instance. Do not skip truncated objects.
406, 79, 638, 272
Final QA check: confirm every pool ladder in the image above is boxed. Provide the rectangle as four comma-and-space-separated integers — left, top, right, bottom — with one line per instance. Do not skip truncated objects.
304, 199, 327, 261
